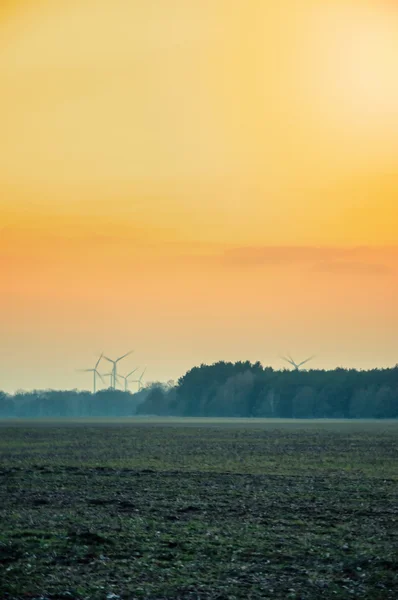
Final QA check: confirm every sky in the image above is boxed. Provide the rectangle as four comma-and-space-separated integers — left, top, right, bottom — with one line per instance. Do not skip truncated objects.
1, 0, 398, 392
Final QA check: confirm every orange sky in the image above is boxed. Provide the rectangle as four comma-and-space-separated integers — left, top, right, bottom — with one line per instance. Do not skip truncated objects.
1, 1, 398, 392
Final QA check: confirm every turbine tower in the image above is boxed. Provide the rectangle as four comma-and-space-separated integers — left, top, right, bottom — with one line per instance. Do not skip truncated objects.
103, 372, 124, 390
119, 368, 139, 392
102, 372, 114, 389
281, 354, 314, 371
77, 354, 105, 393
132, 367, 146, 392
103, 351, 133, 390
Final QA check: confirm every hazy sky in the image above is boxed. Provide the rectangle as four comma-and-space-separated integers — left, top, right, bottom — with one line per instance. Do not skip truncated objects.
1, 0, 398, 392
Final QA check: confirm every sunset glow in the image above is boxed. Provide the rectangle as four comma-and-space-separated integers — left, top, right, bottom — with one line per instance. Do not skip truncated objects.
1, 0, 397, 391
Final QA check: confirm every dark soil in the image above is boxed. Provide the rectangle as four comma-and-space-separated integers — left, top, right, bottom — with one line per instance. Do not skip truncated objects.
0, 421, 397, 599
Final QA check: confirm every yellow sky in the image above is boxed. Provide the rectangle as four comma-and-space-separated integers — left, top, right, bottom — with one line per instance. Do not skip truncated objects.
1, 0, 398, 391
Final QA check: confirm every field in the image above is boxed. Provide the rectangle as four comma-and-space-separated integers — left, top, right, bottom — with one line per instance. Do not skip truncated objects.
0, 419, 397, 599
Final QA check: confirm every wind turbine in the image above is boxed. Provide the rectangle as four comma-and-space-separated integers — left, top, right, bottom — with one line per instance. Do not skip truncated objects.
281, 354, 314, 371
103, 351, 133, 390
77, 354, 105, 393
119, 368, 139, 392
132, 367, 146, 392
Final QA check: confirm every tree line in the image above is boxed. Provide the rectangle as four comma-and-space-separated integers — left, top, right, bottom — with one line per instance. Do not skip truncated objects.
1, 362, 397, 419
137, 362, 398, 419
0, 388, 148, 418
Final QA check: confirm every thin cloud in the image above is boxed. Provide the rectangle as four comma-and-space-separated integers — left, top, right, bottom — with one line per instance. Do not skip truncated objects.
312, 261, 392, 276
222, 245, 397, 275
223, 246, 361, 267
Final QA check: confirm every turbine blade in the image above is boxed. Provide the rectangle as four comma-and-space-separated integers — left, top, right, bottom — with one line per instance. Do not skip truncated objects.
126, 368, 138, 378
103, 356, 115, 364
96, 371, 105, 384
281, 356, 295, 367
298, 356, 315, 367
116, 350, 134, 363
95, 353, 104, 370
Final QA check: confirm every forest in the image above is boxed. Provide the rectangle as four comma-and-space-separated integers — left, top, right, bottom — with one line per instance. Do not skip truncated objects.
1, 362, 398, 419
138, 362, 398, 419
